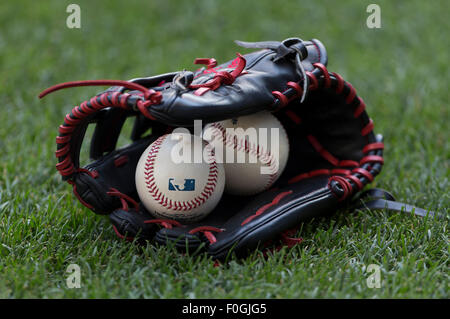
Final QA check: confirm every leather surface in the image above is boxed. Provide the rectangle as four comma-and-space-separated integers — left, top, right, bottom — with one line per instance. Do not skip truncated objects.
109, 206, 158, 242
155, 176, 337, 259
144, 40, 327, 126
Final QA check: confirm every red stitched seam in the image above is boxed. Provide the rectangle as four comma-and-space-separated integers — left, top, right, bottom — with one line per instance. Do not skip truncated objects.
144, 135, 219, 211
210, 122, 280, 190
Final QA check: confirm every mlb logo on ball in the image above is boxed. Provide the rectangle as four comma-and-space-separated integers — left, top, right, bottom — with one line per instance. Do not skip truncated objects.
168, 178, 196, 191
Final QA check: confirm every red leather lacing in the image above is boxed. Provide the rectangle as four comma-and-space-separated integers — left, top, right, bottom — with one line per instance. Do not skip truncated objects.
107, 187, 139, 211
288, 168, 351, 184
328, 176, 353, 201
280, 229, 303, 248
39, 80, 163, 180
67, 180, 94, 209
112, 225, 134, 242
112, 219, 183, 242
363, 142, 384, 153
270, 62, 385, 202
284, 110, 302, 124
306, 71, 318, 90
65, 168, 99, 209
39, 80, 159, 101
189, 226, 224, 245
271, 68, 321, 109
194, 58, 217, 69
272, 91, 289, 107
144, 219, 183, 229
77, 168, 99, 178
190, 53, 246, 92
312, 63, 331, 88
360, 155, 384, 165
287, 81, 303, 96
262, 228, 303, 257
307, 135, 340, 166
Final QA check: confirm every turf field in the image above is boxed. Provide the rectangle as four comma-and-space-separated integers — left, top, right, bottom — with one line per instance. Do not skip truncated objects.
0, 0, 448, 298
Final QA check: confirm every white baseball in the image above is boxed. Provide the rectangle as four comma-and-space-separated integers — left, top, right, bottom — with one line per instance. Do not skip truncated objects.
135, 133, 225, 223
204, 111, 289, 196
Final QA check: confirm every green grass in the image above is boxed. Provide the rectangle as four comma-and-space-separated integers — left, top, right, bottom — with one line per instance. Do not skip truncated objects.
0, 0, 448, 298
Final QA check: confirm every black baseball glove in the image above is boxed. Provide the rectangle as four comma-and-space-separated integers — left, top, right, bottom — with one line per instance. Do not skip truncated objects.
40, 37, 433, 260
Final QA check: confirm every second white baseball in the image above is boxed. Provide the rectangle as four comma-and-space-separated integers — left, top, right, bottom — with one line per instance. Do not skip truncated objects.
204, 111, 289, 196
